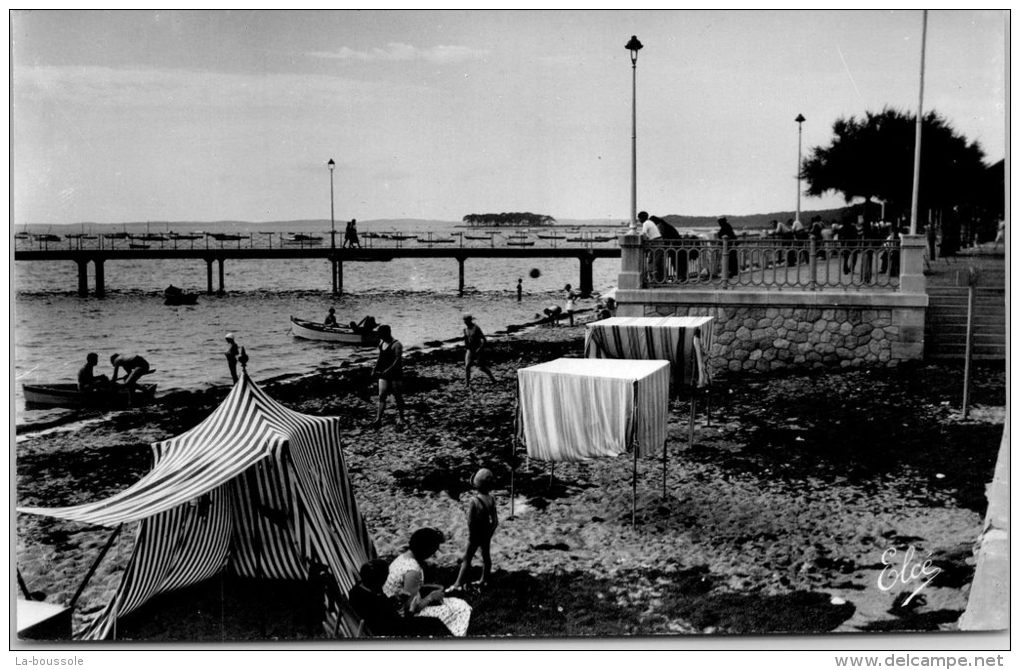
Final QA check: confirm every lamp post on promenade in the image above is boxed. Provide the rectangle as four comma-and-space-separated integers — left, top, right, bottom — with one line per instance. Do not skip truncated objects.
327, 158, 336, 250
626, 35, 643, 233
794, 114, 805, 225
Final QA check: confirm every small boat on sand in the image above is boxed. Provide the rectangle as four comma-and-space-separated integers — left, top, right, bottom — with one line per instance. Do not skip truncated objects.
290, 316, 380, 345
23, 382, 158, 410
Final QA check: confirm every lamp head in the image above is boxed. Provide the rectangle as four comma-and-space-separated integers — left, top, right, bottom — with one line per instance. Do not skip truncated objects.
625, 35, 643, 64
327, 158, 335, 172
795, 114, 806, 124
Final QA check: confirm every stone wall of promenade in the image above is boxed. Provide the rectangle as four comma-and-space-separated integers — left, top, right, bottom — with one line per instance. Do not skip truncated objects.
615, 233, 929, 374
615, 291, 927, 374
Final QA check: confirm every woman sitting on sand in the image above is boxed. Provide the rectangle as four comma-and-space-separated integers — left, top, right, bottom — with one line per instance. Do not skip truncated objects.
383, 527, 472, 637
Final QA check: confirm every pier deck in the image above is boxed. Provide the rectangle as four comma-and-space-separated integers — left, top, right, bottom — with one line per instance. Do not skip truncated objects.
13, 245, 621, 298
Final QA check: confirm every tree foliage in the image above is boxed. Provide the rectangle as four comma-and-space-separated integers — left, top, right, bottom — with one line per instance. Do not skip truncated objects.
800, 108, 987, 220
462, 212, 557, 227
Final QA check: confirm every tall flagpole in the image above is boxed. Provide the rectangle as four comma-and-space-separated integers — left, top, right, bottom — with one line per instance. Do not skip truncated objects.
909, 10, 928, 235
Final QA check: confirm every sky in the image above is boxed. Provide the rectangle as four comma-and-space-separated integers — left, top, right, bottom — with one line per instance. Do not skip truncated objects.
10, 9, 1008, 225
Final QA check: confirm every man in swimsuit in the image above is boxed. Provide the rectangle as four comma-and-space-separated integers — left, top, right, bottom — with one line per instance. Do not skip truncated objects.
462, 314, 496, 389
110, 353, 151, 405
371, 325, 405, 428
77, 352, 109, 393
110, 353, 150, 389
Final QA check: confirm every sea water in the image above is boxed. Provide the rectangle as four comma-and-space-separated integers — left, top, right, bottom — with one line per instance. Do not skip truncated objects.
13, 220, 624, 421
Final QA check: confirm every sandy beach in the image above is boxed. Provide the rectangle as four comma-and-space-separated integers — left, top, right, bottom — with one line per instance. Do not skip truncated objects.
15, 321, 1006, 640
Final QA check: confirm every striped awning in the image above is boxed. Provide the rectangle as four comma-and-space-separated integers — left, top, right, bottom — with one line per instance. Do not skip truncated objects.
20, 375, 305, 526
583, 316, 715, 388
18, 374, 375, 640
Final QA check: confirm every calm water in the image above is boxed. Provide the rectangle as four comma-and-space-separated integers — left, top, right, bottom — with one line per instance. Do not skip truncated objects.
14, 220, 627, 421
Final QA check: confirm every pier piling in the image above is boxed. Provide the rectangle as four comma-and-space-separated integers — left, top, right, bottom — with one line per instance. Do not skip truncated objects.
457, 257, 465, 297
76, 260, 89, 297
205, 259, 214, 295
578, 255, 594, 298
94, 259, 105, 298
217, 258, 225, 295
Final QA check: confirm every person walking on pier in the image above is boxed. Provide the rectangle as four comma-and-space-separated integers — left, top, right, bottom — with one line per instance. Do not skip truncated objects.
462, 314, 496, 389
344, 219, 362, 249
372, 325, 405, 428
224, 333, 240, 384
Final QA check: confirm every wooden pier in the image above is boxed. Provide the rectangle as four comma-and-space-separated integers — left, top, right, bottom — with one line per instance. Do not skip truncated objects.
13, 246, 621, 298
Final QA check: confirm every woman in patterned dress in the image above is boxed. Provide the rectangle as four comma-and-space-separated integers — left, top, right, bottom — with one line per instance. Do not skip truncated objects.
383, 528, 472, 637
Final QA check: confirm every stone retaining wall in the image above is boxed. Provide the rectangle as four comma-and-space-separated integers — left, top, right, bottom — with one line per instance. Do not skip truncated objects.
614, 289, 929, 374
666, 304, 898, 373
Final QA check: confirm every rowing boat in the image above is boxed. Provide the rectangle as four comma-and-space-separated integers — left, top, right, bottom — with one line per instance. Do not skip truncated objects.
290, 316, 380, 345
23, 383, 158, 410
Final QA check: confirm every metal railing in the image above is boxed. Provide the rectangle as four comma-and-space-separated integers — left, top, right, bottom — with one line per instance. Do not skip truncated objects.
642, 238, 901, 290
12, 230, 623, 252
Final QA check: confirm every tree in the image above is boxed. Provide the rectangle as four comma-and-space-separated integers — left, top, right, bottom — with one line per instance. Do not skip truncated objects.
800, 108, 987, 224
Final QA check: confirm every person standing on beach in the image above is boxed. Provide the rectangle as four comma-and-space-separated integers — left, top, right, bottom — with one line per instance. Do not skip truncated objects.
372, 325, 405, 428
224, 333, 239, 383
462, 314, 496, 388
516, 278, 522, 302
449, 468, 499, 592
563, 285, 576, 327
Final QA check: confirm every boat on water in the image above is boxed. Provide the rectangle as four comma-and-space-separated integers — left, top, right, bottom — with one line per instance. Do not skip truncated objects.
164, 293, 199, 306
536, 233, 566, 239
284, 233, 324, 244
464, 234, 493, 240
23, 382, 158, 410
506, 240, 536, 247
103, 232, 129, 240
207, 233, 248, 242
290, 316, 380, 345
33, 234, 62, 243
169, 232, 203, 240
129, 243, 151, 249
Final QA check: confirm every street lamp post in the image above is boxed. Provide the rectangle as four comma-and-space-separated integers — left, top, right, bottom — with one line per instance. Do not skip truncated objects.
626, 35, 643, 233
794, 114, 805, 225
328, 158, 336, 250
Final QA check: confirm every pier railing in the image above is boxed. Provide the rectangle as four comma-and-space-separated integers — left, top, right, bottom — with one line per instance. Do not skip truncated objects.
641, 238, 903, 290
13, 230, 622, 252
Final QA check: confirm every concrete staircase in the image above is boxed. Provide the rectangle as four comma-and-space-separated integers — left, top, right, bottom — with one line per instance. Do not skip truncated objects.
925, 264, 1007, 361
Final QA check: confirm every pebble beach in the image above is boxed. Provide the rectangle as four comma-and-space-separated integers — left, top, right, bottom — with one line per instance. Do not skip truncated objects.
15, 320, 1006, 641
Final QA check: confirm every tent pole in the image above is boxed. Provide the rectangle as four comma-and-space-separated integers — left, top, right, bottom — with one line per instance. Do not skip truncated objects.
510, 436, 516, 519
17, 569, 32, 599
688, 392, 697, 448
632, 445, 638, 526
69, 524, 123, 609
662, 432, 667, 499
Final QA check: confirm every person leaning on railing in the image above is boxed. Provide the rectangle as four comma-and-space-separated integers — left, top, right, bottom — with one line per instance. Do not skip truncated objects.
716, 217, 739, 278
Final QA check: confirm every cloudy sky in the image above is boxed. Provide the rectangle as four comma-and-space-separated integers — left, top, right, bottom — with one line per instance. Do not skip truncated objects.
11, 9, 1007, 225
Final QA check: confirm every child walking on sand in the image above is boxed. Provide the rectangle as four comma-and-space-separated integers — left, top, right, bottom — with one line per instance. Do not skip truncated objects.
449, 468, 498, 591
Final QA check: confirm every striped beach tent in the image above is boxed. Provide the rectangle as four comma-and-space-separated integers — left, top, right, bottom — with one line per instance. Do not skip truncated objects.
18, 373, 375, 640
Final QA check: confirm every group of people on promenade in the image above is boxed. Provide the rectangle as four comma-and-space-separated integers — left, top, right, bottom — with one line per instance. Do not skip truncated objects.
639, 210, 904, 282
347, 466, 499, 637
